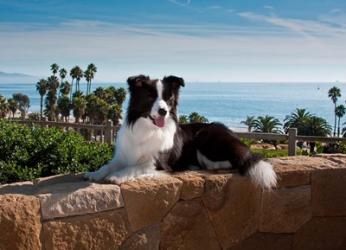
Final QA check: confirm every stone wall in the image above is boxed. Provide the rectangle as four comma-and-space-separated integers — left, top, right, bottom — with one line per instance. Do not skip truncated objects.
1, 154, 346, 250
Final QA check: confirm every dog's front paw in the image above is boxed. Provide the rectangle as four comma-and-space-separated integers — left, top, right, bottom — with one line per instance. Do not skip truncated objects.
104, 173, 133, 185
84, 171, 105, 182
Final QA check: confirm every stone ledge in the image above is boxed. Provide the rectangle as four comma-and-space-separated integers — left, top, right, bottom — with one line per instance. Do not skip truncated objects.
0, 154, 346, 250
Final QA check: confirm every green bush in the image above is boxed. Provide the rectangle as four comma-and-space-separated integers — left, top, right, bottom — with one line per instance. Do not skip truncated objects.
0, 119, 112, 184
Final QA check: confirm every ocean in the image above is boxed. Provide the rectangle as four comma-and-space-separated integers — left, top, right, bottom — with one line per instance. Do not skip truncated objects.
1, 82, 345, 130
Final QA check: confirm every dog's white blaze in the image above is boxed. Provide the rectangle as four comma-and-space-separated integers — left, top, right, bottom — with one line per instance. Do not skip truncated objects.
197, 150, 232, 169
150, 80, 169, 117
248, 160, 277, 190
156, 80, 163, 99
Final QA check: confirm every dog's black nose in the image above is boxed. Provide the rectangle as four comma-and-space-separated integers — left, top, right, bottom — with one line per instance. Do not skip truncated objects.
158, 108, 167, 116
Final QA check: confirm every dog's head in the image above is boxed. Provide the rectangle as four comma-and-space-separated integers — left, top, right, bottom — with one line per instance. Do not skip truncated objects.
126, 75, 184, 128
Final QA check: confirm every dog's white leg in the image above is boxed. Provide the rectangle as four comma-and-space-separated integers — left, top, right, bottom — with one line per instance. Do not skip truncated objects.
85, 159, 122, 182
104, 162, 158, 184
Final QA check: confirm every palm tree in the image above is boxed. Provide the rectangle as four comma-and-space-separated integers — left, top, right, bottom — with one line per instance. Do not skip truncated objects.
304, 116, 332, 153
36, 79, 48, 119
7, 98, 18, 118
328, 86, 341, 136
70, 67, 77, 99
189, 112, 208, 123
59, 68, 67, 84
84, 63, 97, 94
50, 63, 59, 76
253, 115, 282, 133
71, 66, 83, 92
57, 96, 71, 122
60, 81, 71, 96
179, 115, 189, 124
0, 95, 9, 118
335, 105, 346, 137
44, 76, 59, 121
12, 93, 30, 119
283, 108, 312, 134
72, 96, 87, 123
241, 116, 256, 132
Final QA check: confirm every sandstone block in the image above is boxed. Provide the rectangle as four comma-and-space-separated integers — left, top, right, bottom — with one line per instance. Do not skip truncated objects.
121, 175, 182, 231
203, 174, 261, 249
260, 186, 311, 233
312, 168, 346, 216
0, 195, 41, 250
43, 209, 130, 250
173, 171, 205, 200
39, 182, 124, 220
229, 233, 293, 250
160, 199, 221, 250
293, 217, 346, 250
120, 224, 160, 250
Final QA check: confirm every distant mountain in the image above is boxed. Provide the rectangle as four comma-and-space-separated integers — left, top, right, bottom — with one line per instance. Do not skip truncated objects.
0, 71, 39, 84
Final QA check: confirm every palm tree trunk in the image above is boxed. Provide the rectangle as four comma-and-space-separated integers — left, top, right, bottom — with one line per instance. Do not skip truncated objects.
334, 103, 337, 137
70, 79, 74, 99
40, 96, 43, 119
337, 117, 341, 137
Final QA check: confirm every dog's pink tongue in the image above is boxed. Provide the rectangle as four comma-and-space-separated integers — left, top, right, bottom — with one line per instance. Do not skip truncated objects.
155, 116, 165, 128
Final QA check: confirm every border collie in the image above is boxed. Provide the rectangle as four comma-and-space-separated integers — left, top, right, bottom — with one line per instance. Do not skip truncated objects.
85, 75, 277, 189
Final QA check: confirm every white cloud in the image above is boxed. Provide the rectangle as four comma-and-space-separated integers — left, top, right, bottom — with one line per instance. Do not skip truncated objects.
238, 12, 346, 37
168, 0, 191, 7
0, 19, 346, 82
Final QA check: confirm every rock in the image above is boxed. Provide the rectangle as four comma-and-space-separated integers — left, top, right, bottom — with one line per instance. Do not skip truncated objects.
203, 174, 261, 249
293, 217, 346, 250
250, 143, 276, 150
315, 153, 346, 166
160, 199, 221, 250
43, 209, 130, 250
39, 182, 124, 220
260, 186, 311, 233
120, 224, 160, 250
0, 195, 42, 250
269, 156, 338, 188
203, 173, 233, 211
312, 168, 346, 216
229, 233, 293, 250
0, 181, 35, 195
173, 171, 205, 200
121, 175, 183, 231
34, 173, 85, 186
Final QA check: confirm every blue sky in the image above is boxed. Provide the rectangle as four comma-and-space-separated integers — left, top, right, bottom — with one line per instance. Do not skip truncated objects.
0, 0, 346, 82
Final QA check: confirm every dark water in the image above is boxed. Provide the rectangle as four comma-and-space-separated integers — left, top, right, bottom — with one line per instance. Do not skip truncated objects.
1, 82, 345, 130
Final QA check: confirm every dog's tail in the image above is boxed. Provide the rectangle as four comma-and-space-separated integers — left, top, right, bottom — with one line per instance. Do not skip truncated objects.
240, 154, 277, 190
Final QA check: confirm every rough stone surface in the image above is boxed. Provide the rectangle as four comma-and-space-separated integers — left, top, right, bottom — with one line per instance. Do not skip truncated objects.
160, 199, 221, 250
43, 209, 130, 250
120, 224, 160, 250
173, 171, 205, 200
0, 181, 35, 195
203, 174, 261, 249
260, 186, 311, 233
39, 182, 124, 220
229, 233, 293, 250
312, 168, 346, 216
269, 156, 337, 188
121, 175, 183, 231
293, 217, 346, 250
203, 173, 233, 211
0, 195, 41, 250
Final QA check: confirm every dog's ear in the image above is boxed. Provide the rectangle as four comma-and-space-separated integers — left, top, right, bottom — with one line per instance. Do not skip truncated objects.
127, 75, 150, 88
163, 75, 185, 89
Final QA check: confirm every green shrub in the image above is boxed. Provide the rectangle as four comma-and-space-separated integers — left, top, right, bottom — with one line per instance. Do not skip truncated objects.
0, 119, 112, 183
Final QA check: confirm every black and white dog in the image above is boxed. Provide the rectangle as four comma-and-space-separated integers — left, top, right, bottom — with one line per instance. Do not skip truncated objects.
85, 75, 277, 189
